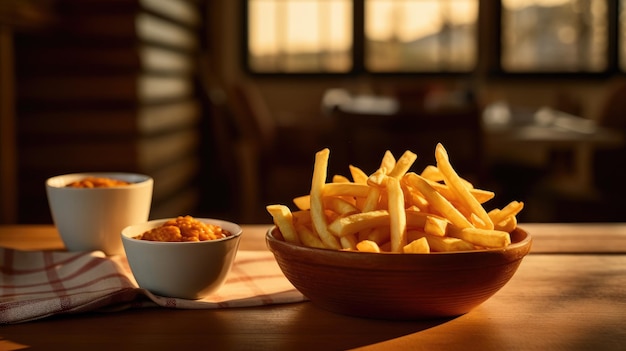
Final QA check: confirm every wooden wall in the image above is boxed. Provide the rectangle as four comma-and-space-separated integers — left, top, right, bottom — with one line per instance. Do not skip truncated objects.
13, 0, 206, 223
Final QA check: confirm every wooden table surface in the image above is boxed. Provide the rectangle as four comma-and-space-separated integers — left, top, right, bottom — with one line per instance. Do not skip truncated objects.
1, 223, 626, 351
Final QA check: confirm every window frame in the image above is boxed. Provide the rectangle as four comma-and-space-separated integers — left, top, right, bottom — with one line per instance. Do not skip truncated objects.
241, 0, 624, 79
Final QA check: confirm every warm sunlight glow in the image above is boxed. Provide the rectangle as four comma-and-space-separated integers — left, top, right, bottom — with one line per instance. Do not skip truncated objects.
247, 0, 619, 73
285, 2, 321, 51
502, 0, 571, 9
249, 0, 351, 56
367, 0, 477, 42
249, 1, 277, 56
502, 0, 607, 72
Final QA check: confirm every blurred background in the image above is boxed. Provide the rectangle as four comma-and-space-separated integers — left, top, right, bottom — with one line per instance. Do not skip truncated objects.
1, 0, 625, 225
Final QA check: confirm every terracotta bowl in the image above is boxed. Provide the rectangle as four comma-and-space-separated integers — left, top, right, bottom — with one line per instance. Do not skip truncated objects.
266, 226, 532, 320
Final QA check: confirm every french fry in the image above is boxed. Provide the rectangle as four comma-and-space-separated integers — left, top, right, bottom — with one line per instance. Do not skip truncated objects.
356, 240, 381, 253
361, 186, 381, 212
489, 201, 524, 224
349, 165, 369, 184
469, 213, 487, 228
435, 143, 494, 230
408, 230, 476, 252
421, 165, 474, 188
324, 196, 361, 250
292, 210, 312, 226
324, 196, 360, 216
296, 224, 325, 249
420, 165, 443, 182
356, 181, 383, 237
387, 150, 417, 179
310, 148, 341, 249
424, 215, 448, 237
404, 173, 473, 229
468, 188, 495, 204
340, 235, 358, 250
323, 183, 371, 198
332, 174, 351, 183
387, 176, 407, 252
403, 237, 430, 253
403, 184, 431, 212
424, 178, 495, 204
494, 214, 517, 233
380, 150, 396, 171
266, 204, 302, 245
293, 195, 310, 210
428, 236, 475, 252
367, 167, 389, 188
405, 209, 431, 228
328, 210, 389, 237
448, 227, 511, 248
429, 236, 475, 252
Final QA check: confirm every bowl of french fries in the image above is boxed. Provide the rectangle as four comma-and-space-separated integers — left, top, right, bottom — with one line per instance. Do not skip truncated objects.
266, 143, 532, 320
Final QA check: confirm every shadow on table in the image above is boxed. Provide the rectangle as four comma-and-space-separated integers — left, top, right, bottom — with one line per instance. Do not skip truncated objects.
0, 304, 460, 350
229, 303, 459, 351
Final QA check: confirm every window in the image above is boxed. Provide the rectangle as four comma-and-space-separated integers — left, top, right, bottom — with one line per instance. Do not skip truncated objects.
247, 0, 353, 73
501, 0, 607, 73
365, 0, 478, 72
246, 0, 478, 74
244, 0, 622, 75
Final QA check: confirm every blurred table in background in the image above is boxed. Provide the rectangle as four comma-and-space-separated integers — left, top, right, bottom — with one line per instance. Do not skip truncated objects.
322, 90, 625, 221
482, 102, 625, 221
483, 102, 624, 195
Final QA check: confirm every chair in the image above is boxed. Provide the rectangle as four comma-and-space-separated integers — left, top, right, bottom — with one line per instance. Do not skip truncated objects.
590, 81, 626, 220
225, 81, 329, 223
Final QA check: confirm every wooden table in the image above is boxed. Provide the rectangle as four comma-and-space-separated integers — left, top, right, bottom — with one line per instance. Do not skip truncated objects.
1, 223, 626, 350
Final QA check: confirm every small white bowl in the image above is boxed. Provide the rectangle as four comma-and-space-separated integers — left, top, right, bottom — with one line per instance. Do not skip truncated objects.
121, 218, 243, 299
46, 172, 153, 255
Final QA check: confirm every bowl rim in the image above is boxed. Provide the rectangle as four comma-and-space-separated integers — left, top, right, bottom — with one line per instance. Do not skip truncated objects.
266, 225, 532, 256
46, 172, 153, 189
122, 218, 243, 245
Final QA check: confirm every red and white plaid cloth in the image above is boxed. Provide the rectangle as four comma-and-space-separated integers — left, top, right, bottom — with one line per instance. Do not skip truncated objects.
0, 248, 306, 324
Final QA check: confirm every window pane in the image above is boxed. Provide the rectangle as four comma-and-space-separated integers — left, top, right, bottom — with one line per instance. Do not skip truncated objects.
248, 0, 352, 73
365, 0, 478, 72
501, 0, 607, 72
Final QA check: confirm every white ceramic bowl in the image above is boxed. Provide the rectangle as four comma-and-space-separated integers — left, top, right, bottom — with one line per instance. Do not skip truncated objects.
46, 172, 153, 255
121, 218, 243, 299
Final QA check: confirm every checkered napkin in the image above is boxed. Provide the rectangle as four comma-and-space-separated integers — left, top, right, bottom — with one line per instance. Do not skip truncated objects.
0, 248, 306, 324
